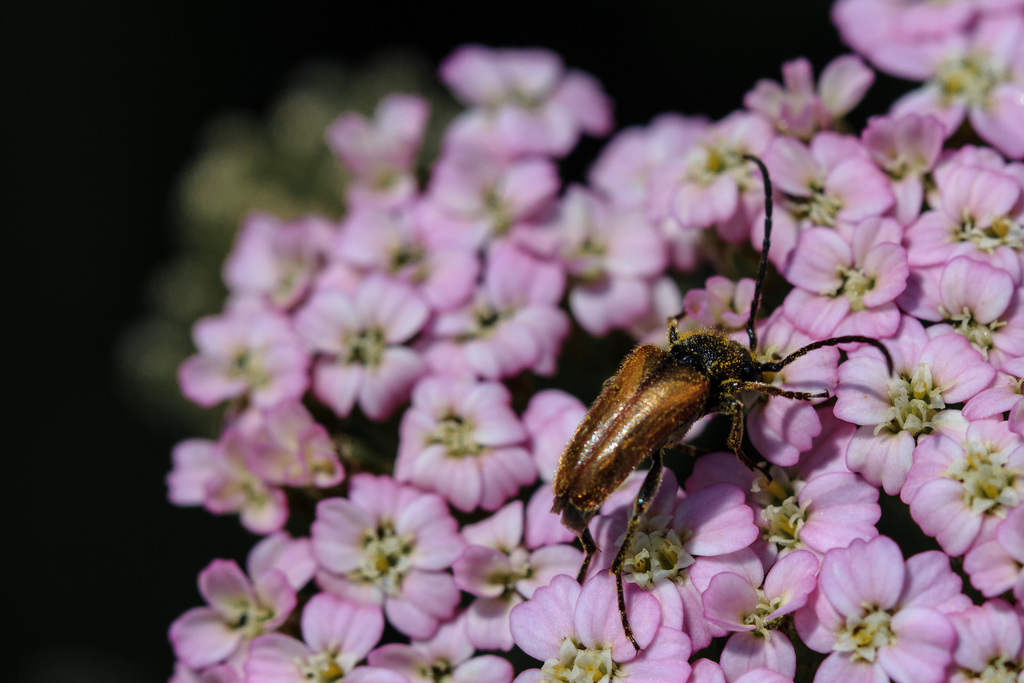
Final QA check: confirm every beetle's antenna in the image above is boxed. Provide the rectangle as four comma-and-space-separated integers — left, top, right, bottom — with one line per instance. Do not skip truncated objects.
759, 335, 895, 376
742, 154, 772, 352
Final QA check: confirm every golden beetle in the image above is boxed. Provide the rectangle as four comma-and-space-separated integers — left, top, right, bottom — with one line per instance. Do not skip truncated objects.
551, 156, 892, 650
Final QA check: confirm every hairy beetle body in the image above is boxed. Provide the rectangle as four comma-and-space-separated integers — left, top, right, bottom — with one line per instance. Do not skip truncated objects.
552, 342, 708, 535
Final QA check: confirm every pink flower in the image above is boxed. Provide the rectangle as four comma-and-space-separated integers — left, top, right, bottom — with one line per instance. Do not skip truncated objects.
595, 476, 758, 589
593, 471, 758, 652
294, 275, 428, 420
439, 45, 612, 159
963, 355, 1024, 434
170, 662, 239, 683
629, 276, 688, 344
167, 427, 289, 534
890, 13, 1024, 158
702, 550, 819, 681
167, 438, 220, 508
833, 0, 984, 78
901, 418, 1024, 556
681, 275, 755, 331
861, 114, 944, 225
223, 213, 333, 310
754, 461, 881, 565
246, 594, 405, 683
794, 535, 967, 683
417, 148, 560, 250
947, 599, 1024, 682
428, 243, 569, 379
243, 400, 343, 489
963, 504, 1024, 601
898, 256, 1024, 367
509, 573, 692, 683
369, 614, 513, 683
649, 111, 773, 244
311, 474, 465, 639
760, 132, 894, 269
523, 485, 578, 549
743, 312, 840, 467
588, 113, 707, 210
395, 376, 535, 512
246, 532, 316, 591
178, 300, 309, 409
326, 93, 429, 209
333, 204, 480, 312
521, 388, 586, 482
904, 161, 1024, 283
170, 559, 296, 670
554, 187, 668, 335
783, 217, 907, 339
744, 55, 874, 140
452, 501, 582, 651
834, 316, 995, 494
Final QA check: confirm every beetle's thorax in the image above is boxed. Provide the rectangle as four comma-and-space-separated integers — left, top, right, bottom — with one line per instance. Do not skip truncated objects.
669, 331, 762, 389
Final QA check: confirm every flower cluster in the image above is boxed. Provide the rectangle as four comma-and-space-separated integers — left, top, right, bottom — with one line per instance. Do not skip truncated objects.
169, 5, 1024, 681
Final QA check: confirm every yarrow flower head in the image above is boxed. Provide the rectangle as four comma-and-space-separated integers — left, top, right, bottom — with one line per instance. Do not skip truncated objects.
169, 558, 298, 671
889, 13, 1024, 158
294, 274, 429, 420
311, 474, 465, 640
834, 315, 995, 494
901, 417, 1024, 556
395, 375, 536, 512
179, 299, 310, 410
245, 594, 407, 683
169, 17, 1024, 683
326, 93, 430, 209
795, 535, 969, 683
439, 45, 613, 159
510, 573, 692, 683
701, 549, 819, 681
744, 54, 874, 140
452, 500, 582, 651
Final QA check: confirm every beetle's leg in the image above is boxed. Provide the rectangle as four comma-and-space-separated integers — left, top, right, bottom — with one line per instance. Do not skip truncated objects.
576, 526, 598, 583
733, 380, 829, 402
611, 448, 665, 653
674, 442, 707, 457
668, 318, 681, 345
718, 389, 769, 475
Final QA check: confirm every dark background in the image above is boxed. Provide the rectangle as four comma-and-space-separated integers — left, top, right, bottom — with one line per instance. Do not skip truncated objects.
6, 2, 906, 680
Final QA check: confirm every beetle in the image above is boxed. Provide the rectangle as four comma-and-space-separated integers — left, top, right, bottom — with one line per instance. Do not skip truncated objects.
550, 155, 893, 651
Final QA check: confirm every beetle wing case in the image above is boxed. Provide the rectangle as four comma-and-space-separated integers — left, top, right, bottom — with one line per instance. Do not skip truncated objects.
551, 344, 709, 532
